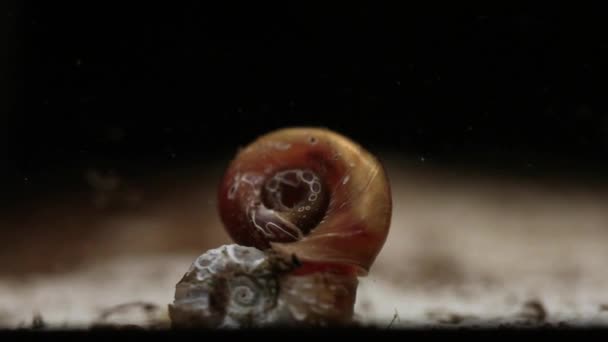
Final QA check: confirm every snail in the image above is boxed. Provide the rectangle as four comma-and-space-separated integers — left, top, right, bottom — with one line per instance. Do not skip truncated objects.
169, 127, 392, 328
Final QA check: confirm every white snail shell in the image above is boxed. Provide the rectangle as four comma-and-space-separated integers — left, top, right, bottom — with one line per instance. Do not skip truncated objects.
169, 245, 358, 327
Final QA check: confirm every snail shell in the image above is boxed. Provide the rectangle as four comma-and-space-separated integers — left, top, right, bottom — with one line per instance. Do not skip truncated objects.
218, 127, 392, 275
169, 244, 358, 327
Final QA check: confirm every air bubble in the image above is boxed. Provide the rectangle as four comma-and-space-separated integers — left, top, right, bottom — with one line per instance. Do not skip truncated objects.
311, 181, 321, 193
301, 171, 314, 182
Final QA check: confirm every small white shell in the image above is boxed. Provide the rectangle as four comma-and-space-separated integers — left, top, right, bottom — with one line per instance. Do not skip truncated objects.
169, 245, 358, 328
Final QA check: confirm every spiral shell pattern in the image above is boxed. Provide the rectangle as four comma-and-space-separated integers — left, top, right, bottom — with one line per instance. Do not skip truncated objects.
218, 127, 392, 275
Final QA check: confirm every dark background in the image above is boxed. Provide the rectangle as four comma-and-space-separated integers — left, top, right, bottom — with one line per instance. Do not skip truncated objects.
4, 8, 608, 203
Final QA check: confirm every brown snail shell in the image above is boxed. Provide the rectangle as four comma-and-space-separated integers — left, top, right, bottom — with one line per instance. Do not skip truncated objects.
217, 127, 392, 275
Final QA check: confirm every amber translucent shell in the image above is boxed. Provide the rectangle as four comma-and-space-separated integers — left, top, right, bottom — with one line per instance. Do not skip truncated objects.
217, 127, 392, 275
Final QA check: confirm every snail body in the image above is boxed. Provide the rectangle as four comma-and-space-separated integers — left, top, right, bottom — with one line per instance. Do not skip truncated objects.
170, 127, 392, 327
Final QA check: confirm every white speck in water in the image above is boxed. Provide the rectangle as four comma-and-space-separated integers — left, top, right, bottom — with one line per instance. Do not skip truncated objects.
342, 175, 350, 185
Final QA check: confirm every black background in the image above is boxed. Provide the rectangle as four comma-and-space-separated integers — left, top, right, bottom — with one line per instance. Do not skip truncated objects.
5, 8, 608, 200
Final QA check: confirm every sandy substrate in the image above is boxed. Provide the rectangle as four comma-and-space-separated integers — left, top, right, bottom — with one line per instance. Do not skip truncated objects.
2, 157, 608, 328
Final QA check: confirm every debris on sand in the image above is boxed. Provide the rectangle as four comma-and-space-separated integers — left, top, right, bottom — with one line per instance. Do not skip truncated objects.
426, 309, 478, 325
519, 299, 547, 323
32, 312, 46, 329
386, 309, 400, 329
92, 301, 169, 329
